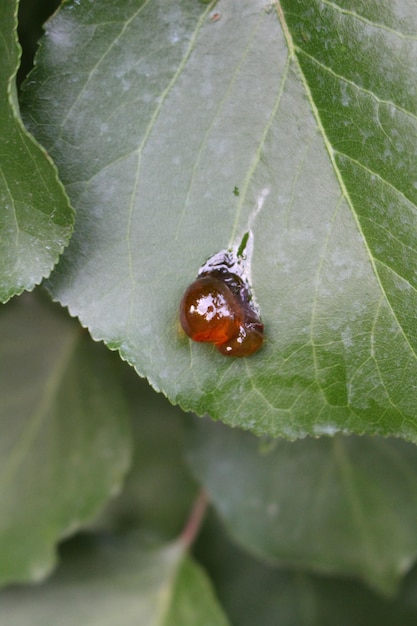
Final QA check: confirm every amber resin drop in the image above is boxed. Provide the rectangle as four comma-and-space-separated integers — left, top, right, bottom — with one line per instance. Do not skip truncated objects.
216, 321, 264, 357
179, 244, 264, 357
180, 275, 242, 344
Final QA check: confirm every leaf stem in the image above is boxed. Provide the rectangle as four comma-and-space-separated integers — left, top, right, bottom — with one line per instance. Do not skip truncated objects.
180, 489, 209, 549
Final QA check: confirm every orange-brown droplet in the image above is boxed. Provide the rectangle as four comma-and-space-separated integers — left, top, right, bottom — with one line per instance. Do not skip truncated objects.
216, 321, 264, 357
179, 276, 242, 344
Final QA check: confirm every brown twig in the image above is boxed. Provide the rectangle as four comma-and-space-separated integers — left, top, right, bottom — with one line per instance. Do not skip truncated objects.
180, 489, 209, 549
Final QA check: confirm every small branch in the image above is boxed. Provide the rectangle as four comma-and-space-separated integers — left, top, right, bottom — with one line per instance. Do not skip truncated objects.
180, 489, 209, 549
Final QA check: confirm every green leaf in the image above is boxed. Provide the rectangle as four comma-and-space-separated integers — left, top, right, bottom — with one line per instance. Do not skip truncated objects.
20, 0, 417, 440
0, 292, 131, 585
0, 534, 230, 626
0, 1, 74, 303
188, 419, 417, 594
97, 373, 197, 539
197, 513, 417, 626
164, 556, 231, 626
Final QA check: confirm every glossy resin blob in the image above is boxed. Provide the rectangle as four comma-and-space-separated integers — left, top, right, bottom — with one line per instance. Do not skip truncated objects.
179, 245, 263, 357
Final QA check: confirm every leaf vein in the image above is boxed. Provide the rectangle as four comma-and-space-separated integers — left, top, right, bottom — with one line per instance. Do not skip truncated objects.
295, 46, 417, 123
320, 0, 417, 42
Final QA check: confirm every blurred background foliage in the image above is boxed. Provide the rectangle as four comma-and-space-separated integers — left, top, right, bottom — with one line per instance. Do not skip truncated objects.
6, 1, 417, 623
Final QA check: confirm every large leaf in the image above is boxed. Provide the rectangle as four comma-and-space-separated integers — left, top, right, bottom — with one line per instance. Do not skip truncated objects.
0, 292, 131, 585
188, 418, 417, 594
0, 534, 230, 626
97, 373, 197, 539
0, 0, 74, 303
20, 0, 417, 440
197, 513, 417, 626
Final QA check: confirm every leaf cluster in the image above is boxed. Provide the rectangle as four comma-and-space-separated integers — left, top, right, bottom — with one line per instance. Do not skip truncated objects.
2, 0, 417, 622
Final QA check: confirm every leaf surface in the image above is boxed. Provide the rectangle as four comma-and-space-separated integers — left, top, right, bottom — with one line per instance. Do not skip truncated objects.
0, 534, 230, 626
198, 514, 417, 626
188, 418, 417, 594
97, 374, 197, 539
20, 0, 417, 440
0, 1, 74, 303
0, 293, 131, 585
